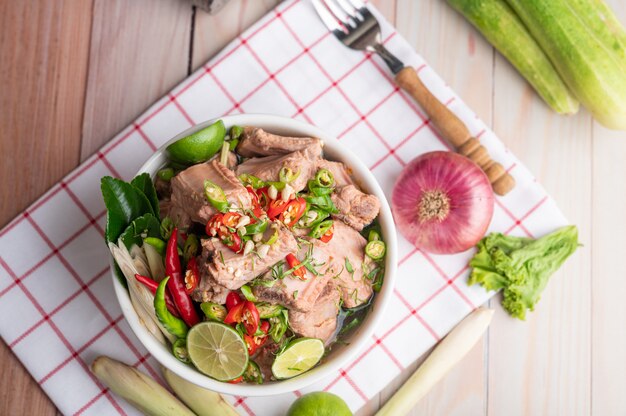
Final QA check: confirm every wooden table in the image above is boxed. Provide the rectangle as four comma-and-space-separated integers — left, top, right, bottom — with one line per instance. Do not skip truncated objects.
2, 0, 625, 414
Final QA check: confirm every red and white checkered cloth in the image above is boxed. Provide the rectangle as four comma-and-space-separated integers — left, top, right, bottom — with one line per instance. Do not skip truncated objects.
0, 1, 567, 414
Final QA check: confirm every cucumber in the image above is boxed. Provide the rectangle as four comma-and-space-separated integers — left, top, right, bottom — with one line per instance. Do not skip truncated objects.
505, 0, 626, 130
569, 0, 626, 71
446, 0, 579, 115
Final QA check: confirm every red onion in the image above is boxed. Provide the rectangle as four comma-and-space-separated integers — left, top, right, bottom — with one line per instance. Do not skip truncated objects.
391, 151, 494, 254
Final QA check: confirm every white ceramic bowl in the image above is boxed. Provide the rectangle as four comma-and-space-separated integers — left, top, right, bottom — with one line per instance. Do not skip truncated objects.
112, 114, 398, 396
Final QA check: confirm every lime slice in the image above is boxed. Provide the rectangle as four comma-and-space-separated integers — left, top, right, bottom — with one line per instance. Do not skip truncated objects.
272, 338, 325, 379
187, 322, 248, 381
166, 120, 225, 164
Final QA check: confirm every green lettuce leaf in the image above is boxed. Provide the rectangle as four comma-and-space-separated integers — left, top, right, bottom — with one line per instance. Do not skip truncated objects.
469, 226, 579, 320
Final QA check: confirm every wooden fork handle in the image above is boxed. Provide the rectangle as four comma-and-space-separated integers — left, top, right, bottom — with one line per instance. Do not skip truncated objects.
395, 67, 515, 196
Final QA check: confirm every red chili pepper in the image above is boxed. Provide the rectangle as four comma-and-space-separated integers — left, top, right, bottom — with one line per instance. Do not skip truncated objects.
134, 274, 180, 318
226, 292, 243, 310
165, 228, 200, 327
319, 223, 334, 243
267, 199, 288, 220
218, 227, 242, 253
224, 302, 244, 325
244, 321, 270, 356
184, 257, 199, 295
254, 187, 270, 211
286, 253, 306, 279
241, 301, 260, 336
206, 213, 224, 237
279, 197, 307, 227
222, 212, 242, 228
246, 186, 266, 221
228, 376, 243, 384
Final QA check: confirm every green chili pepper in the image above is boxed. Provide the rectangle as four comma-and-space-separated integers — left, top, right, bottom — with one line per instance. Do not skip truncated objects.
240, 285, 257, 302
157, 168, 175, 181
368, 229, 381, 242
160, 217, 175, 240
269, 310, 289, 343
238, 173, 265, 189
300, 208, 329, 228
172, 338, 190, 363
314, 168, 334, 188
144, 237, 166, 257
245, 220, 268, 235
200, 302, 227, 322
309, 220, 333, 239
154, 277, 188, 338
256, 302, 284, 319
183, 234, 199, 262
365, 240, 386, 260
228, 138, 239, 151
307, 181, 334, 196
243, 360, 263, 384
203, 180, 229, 213
279, 167, 301, 184
230, 125, 243, 140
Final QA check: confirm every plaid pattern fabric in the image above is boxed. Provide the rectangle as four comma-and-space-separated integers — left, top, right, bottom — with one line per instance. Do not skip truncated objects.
0, 1, 567, 414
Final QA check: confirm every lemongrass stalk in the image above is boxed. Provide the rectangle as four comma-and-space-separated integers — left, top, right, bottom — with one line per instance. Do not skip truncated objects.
91, 356, 194, 416
376, 307, 494, 416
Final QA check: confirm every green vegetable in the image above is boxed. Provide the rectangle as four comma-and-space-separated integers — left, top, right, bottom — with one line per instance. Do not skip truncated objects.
269, 310, 289, 343
131, 173, 160, 218
240, 285, 257, 302
469, 225, 579, 320
228, 138, 239, 151
365, 240, 386, 260
166, 120, 226, 164
243, 360, 263, 384
157, 168, 175, 181
505, 0, 626, 129
144, 237, 166, 256
172, 338, 190, 364
245, 220, 268, 235
154, 277, 189, 338
91, 356, 195, 416
203, 180, 229, 213
309, 220, 333, 239
368, 229, 381, 242
101, 176, 155, 243
279, 167, 300, 184
120, 214, 161, 249
447, 0, 579, 114
160, 217, 175, 240
256, 302, 284, 319
314, 168, 334, 188
229, 125, 244, 140
238, 173, 266, 189
200, 302, 227, 322
183, 234, 199, 262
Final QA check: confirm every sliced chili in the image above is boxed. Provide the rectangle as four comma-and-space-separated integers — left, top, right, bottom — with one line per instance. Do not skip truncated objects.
165, 228, 200, 327
319, 223, 334, 243
184, 257, 199, 294
279, 197, 307, 227
226, 292, 243, 311
204, 180, 229, 213
286, 253, 306, 279
205, 213, 224, 237
267, 199, 288, 220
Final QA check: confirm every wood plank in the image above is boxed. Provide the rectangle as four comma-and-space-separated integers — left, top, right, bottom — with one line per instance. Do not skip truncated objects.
191, 0, 280, 72
374, 0, 494, 414
80, 0, 192, 161
488, 32, 593, 416
0, 0, 94, 415
591, 4, 626, 414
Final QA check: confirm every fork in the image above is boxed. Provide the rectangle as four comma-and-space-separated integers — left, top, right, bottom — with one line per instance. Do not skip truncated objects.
312, 0, 515, 195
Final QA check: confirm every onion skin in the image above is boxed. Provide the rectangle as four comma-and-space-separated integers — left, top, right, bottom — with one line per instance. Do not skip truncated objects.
391, 151, 494, 254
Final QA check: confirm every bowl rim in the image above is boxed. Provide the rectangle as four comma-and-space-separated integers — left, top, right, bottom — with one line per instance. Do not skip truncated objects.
111, 113, 398, 396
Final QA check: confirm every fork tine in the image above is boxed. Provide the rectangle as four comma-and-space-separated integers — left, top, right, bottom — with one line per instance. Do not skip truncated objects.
323, 0, 356, 28
335, 0, 361, 20
312, 0, 343, 32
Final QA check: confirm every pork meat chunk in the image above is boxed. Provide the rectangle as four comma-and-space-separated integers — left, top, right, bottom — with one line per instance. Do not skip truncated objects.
289, 283, 340, 344
252, 239, 340, 312
323, 220, 374, 308
331, 185, 380, 231
236, 145, 322, 193
199, 222, 298, 290
170, 160, 252, 228
236, 127, 322, 158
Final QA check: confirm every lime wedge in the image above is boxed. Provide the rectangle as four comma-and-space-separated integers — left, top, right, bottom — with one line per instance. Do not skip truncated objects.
272, 338, 325, 380
187, 322, 248, 381
166, 120, 225, 164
